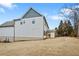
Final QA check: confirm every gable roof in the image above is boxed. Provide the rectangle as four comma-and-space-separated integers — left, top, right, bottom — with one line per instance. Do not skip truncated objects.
22, 8, 42, 19
22, 8, 49, 28
0, 21, 14, 27
0, 8, 49, 29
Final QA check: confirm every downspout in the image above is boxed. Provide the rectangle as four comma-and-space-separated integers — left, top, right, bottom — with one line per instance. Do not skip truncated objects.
14, 20, 15, 42
43, 17, 44, 40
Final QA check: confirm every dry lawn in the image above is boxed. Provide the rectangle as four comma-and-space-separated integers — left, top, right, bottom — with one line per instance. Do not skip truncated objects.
0, 37, 79, 56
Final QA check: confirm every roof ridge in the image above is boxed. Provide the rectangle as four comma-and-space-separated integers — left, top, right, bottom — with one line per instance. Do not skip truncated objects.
22, 7, 43, 19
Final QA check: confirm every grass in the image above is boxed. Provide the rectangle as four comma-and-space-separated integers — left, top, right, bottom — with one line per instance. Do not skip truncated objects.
0, 37, 79, 56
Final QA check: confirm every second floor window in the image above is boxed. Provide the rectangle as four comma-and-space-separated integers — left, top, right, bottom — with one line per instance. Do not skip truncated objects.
20, 22, 22, 25
20, 20, 25, 25
32, 20, 35, 24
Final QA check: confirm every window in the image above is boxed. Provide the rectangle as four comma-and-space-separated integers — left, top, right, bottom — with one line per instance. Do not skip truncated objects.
20, 22, 22, 25
20, 20, 25, 25
32, 20, 35, 24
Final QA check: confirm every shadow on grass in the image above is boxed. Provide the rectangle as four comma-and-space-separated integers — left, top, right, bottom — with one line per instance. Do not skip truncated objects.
15, 38, 47, 42
0, 38, 47, 43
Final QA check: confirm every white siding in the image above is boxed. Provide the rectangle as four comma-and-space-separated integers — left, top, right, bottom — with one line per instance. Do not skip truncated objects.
0, 27, 14, 37
0, 27, 14, 41
15, 17, 44, 39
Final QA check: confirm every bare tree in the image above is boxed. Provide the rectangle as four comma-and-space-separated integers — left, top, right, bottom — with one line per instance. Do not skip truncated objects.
60, 3, 79, 36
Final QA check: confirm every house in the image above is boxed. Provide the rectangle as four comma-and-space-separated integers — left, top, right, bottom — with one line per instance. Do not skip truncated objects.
0, 8, 49, 42
47, 30, 55, 39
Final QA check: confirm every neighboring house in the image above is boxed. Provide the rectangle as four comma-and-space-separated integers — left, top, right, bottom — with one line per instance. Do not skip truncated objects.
47, 30, 55, 38
0, 8, 49, 42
